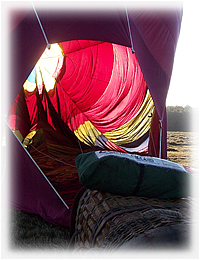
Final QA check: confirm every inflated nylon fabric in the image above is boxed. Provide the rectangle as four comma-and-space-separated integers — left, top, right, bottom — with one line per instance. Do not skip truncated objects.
103, 89, 154, 145
74, 89, 154, 147
9, 40, 152, 153
69, 43, 147, 133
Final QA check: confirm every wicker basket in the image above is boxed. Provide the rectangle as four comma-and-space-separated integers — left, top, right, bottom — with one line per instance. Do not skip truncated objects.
70, 188, 191, 250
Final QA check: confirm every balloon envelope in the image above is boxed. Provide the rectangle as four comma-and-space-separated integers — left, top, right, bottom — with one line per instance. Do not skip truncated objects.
5, 3, 183, 227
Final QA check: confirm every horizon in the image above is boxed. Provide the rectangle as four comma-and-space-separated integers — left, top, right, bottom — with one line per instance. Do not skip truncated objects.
166, 104, 199, 109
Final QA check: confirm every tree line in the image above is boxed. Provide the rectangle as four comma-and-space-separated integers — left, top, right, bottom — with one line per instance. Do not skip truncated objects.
166, 106, 199, 132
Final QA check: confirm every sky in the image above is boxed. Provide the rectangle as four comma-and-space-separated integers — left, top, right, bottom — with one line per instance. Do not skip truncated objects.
166, 0, 200, 107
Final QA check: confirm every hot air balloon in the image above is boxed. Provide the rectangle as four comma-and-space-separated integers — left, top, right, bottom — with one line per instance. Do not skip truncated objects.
4, 2, 185, 228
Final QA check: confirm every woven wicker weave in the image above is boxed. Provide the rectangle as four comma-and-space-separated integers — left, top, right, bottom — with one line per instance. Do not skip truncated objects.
71, 189, 190, 250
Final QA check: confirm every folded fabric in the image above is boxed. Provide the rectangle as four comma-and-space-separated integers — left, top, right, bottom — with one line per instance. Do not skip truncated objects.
75, 151, 190, 199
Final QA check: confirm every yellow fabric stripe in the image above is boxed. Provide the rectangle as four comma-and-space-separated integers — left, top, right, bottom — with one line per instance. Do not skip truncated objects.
74, 121, 101, 146
22, 130, 38, 148
104, 89, 154, 145
74, 89, 154, 146
23, 80, 36, 93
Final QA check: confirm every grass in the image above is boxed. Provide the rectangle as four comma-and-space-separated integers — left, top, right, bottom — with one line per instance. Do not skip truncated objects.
167, 131, 199, 168
10, 209, 70, 250
9, 131, 197, 250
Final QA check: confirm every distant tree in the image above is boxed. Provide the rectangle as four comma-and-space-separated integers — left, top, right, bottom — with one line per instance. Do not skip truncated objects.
166, 106, 198, 132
